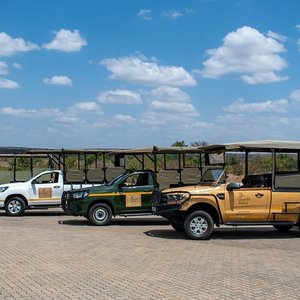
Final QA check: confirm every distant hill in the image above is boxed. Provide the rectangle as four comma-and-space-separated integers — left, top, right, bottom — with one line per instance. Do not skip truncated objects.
0, 147, 32, 154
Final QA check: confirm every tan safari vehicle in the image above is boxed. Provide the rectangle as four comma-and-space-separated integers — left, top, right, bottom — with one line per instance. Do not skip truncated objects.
152, 141, 300, 239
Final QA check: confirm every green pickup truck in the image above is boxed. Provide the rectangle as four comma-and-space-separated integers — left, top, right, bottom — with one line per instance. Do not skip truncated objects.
61, 170, 158, 225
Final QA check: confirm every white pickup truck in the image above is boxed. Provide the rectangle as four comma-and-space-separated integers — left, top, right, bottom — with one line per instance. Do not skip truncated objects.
0, 170, 98, 216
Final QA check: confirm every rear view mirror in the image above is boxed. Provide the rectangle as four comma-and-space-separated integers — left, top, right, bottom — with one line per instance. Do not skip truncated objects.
227, 182, 241, 191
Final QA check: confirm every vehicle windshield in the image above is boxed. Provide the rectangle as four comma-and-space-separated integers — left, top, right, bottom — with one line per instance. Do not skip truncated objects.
106, 173, 127, 186
199, 168, 224, 184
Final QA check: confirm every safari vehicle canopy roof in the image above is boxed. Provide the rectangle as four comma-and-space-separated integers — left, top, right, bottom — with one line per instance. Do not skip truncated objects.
199, 140, 300, 153
108, 146, 200, 155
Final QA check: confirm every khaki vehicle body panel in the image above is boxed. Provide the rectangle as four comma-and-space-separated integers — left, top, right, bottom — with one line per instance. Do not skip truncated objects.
159, 183, 300, 224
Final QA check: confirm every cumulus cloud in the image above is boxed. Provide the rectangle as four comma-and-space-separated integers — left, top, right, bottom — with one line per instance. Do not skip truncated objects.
202, 26, 288, 84
224, 98, 288, 113
150, 86, 190, 102
290, 89, 300, 102
162, 10, 183, 19
150, 101, 197, 114
241, 72, 288, 85
267, 30, 287, 42
142, 86, 198, 126
42, 29, 87, 52
0, 78, 20, 89
113, 114, 135, 123
0, 61, 8, 75
138, 9, 152, 20
43, 75, 73, 86
71, 102, 100, 111
0, 101, 101, 120
101, 55, 196, 86
12, 62, 22, 69
98, 89, 142, 104
0, 107, 59, 117
0, 32, 39, 57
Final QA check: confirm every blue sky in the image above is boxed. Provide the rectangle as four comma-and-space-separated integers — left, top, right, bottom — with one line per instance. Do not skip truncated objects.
0, 0, 300, 148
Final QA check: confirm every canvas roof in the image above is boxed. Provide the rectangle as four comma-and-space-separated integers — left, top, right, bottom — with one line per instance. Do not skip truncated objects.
200, 140, 300, 153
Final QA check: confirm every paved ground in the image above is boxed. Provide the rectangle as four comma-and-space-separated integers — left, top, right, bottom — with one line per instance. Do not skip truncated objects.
0, 209, 300, 300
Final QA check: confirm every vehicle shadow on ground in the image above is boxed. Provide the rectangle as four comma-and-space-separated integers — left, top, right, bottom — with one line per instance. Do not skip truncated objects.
0, 210, 66, 217
58, 217, 170, 227
144, 227, 300, 240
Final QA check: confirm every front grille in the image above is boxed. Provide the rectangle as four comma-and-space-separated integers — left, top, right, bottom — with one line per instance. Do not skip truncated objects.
63, 191, 74, 200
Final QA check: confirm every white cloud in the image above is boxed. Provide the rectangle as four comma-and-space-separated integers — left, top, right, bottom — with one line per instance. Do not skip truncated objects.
202, 26, 288, 84
42, 29, 87, 52
224, 98, 288, 113
241, 72, 288, 84
150, 101, 197, 114
267, 30, 287, 42
98, 89, 142, 104
113, 114, 135, 123
0, 78, 20, 89
138, 9, 152, 20
0, 32, 39, 57
296, 25, 300, 30
150, 86, 190, 102
12, 62, 22, 69
101, 55, 196, 86
290, 89, 300, 102
142, 86, 198, 126
162, 10, 183, 19
71, 102, 101, 111
0, 61, 8, 75
0, 107, 59, 117
43, 75, 73, 86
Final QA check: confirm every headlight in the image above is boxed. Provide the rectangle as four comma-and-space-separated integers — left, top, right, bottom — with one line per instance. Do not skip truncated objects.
71, 190, 90, 199
0, 186, 8, 193
162, 192, 190, 204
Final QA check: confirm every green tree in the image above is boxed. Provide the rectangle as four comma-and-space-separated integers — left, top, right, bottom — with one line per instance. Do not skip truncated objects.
171, 140, 188, 147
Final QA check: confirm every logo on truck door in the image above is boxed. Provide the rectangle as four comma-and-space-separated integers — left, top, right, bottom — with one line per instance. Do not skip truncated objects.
38, 188, 52, 198
126, 193, 141, 207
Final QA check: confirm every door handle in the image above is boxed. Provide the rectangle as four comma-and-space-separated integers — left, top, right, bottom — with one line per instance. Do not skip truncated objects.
54, 186, 61, 189
255, 193, 264, 198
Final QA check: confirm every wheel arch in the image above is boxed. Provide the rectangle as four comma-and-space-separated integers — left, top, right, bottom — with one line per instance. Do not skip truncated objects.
5, 194, 28, 207
87, 199, 115, 216
186, 202, 221, 226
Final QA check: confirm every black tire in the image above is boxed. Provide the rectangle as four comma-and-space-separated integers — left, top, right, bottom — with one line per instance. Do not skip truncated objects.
88, 203, 112, 226
273, 224, 294, 231
171, 221, 184, 232
184, 210, 214, 240
5, 197, 26, 216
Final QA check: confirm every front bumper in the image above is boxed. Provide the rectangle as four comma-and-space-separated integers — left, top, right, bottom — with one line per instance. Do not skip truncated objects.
61, 192, 84, 216
152, 203, 182, 220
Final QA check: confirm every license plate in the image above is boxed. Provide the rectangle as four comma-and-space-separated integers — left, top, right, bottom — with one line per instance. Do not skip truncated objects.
152, 206, 157, 213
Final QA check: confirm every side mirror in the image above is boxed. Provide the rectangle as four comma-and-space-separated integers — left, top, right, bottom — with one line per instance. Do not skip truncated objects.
118, 183, 125, 189
31, 179, 37, 185
227, 182, 241, 191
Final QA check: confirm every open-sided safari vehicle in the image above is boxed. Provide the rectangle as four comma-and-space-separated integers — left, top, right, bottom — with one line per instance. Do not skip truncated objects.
152, 141, 300, 239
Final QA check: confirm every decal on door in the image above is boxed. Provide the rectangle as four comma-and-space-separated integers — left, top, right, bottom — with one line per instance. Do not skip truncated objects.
38, 188, 52, 198
126, 193, 141, 207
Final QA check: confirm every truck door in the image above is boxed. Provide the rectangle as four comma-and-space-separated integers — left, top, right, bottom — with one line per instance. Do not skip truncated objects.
225, 185, 271, 221
29, 171, 63, 205
118, 172, 154, 213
